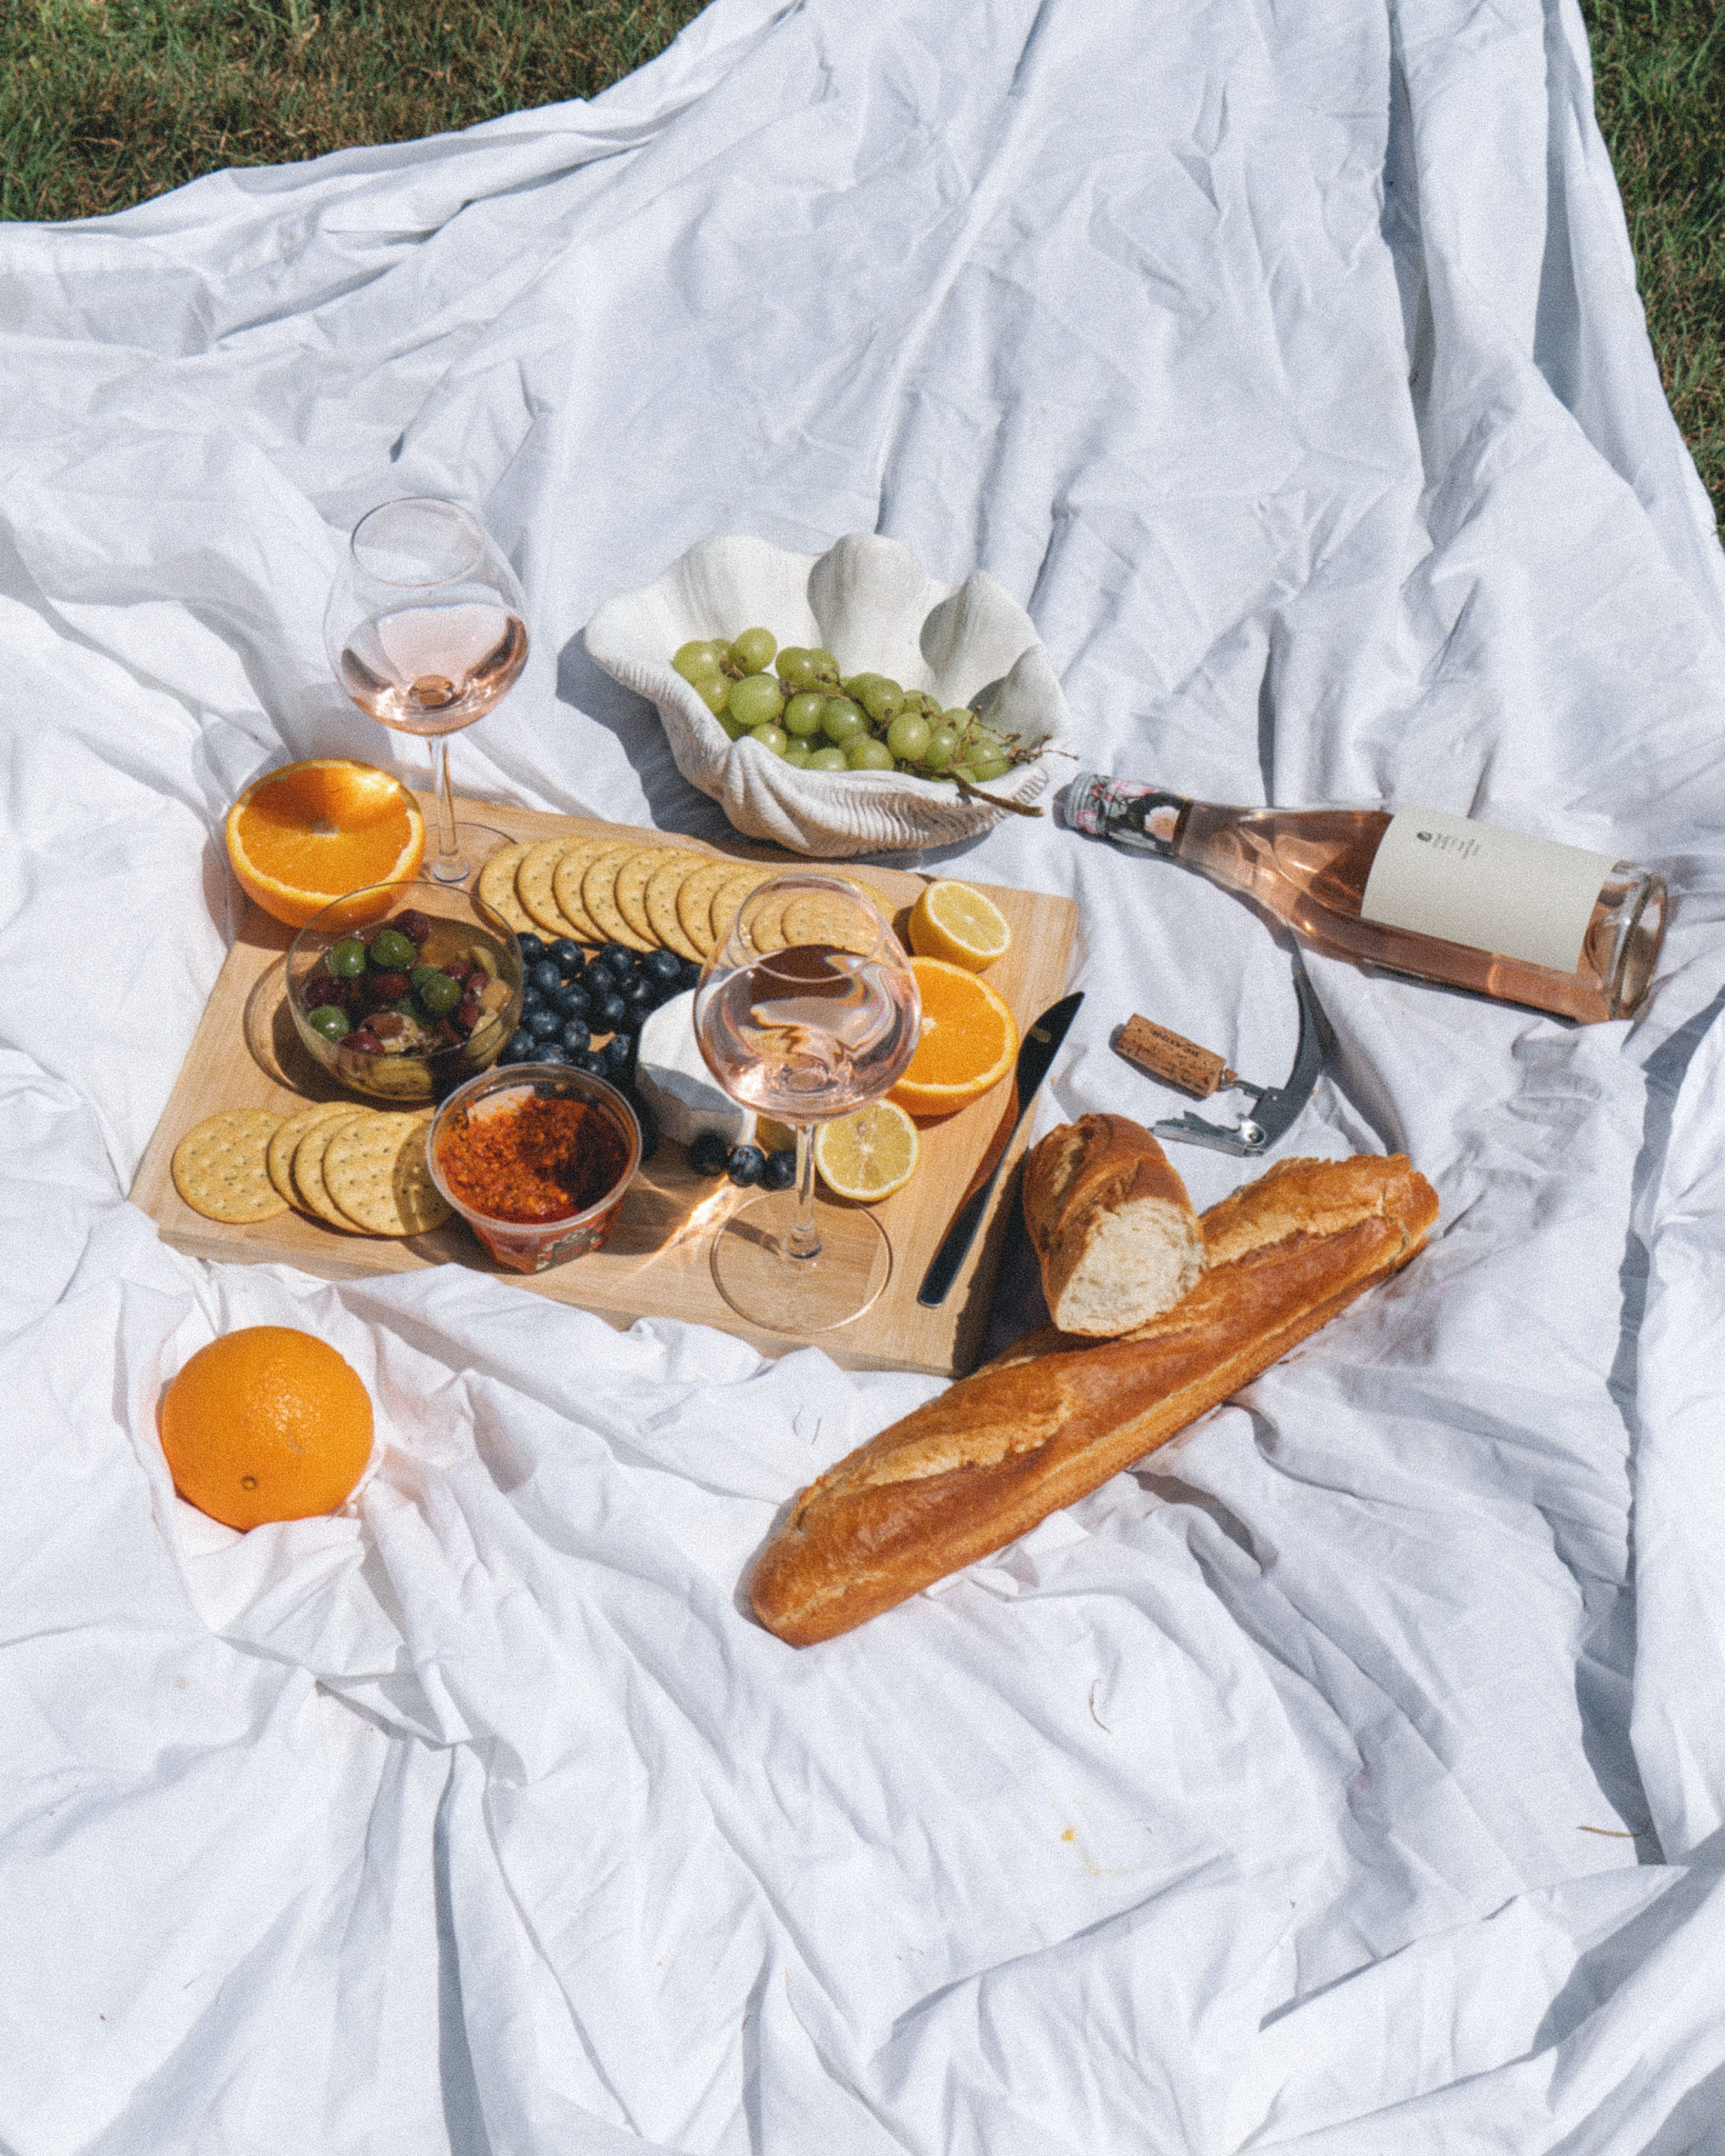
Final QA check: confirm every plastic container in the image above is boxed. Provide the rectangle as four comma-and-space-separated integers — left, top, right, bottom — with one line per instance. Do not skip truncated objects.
427, 1063, 641, 1272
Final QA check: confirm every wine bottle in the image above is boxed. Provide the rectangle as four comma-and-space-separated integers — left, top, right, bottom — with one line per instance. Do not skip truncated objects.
1068, 774, 1667, 1023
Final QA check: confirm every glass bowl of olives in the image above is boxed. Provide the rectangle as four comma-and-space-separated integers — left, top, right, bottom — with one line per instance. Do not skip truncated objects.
286, 880, 524, 1103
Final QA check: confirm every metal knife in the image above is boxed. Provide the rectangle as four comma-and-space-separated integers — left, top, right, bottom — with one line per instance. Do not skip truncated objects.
916, 990, 1083, 1307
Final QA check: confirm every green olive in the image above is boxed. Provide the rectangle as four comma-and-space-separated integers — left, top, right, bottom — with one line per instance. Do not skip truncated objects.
368, 928, 417, 973
307, 1004, 349, 1042
416, 969, 463, 1016
328, 937, 367, 980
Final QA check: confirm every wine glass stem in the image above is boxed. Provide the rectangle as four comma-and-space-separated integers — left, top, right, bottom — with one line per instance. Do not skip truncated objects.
785, 1124, 821, 1262
429, 737, 466, 883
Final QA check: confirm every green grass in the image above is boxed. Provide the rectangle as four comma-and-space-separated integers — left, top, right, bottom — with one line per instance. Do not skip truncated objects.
0, 0, 1720, 536
0, 0, 709, 221
1581, 0, 1725, 536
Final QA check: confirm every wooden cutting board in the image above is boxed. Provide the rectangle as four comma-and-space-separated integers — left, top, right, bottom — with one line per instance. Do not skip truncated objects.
129, 791, 1078, 1377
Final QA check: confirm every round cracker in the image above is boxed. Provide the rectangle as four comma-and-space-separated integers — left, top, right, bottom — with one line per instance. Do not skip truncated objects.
781, 888, 882, 956
644, 855, 707, 962
615, 845, 697, 943
547, 837, 617, 944
519, 838, 600, 942
267, 1099, 357, 1208
294, 1110, 374, 1230
477, 842, 538, 938
325, 1114, 451, 1237
676, 860, 737, 958
582, 845, 652, 951
710, 867, 773, 950
741, 892, 793, 955
172, 1109, 288, 1224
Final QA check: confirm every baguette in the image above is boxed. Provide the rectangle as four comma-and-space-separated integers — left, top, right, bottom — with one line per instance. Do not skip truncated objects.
1020, 1114, 1204, 1337
748, 1153, 1438, 1645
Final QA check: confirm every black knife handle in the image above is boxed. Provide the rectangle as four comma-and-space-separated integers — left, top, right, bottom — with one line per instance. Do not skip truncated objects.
916, 1170, 1001, 1306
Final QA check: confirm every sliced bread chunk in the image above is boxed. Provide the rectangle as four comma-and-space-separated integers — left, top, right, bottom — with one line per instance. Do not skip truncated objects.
1021, 1114, 1204, 1337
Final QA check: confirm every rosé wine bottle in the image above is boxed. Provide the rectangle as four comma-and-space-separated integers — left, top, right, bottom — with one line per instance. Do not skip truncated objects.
1069, 775, 1666, 1024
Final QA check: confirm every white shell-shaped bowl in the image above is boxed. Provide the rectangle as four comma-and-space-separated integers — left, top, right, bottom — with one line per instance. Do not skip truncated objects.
585, 532, 1073, 857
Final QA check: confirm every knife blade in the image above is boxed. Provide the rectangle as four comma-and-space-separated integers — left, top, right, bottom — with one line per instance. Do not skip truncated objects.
916, 989, 1084, 1307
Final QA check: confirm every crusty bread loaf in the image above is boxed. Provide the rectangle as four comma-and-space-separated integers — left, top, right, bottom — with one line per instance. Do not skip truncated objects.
1021, 1114, 1204, 1336
749, 1153, 1438, 1645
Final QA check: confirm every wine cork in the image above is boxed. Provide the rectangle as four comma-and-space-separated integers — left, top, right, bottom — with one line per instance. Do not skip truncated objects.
1114, 1015, 1233, 1098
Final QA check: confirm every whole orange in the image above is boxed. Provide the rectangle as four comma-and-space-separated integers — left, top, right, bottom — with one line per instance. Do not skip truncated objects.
224, 758, 424, 929
158, 1326, 375, 1531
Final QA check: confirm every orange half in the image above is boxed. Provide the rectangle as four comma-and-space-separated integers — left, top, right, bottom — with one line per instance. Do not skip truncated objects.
889, 957, 1019, 1118
225, 758, 425, 928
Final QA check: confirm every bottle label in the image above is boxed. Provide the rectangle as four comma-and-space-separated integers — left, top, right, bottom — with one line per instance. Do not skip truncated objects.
1361, 809, 1614, 973
1067, 773, 1185, 859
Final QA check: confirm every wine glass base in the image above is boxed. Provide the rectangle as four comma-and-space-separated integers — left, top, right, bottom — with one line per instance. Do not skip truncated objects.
421, 822, 513, 888
708, 1192, 892, 1335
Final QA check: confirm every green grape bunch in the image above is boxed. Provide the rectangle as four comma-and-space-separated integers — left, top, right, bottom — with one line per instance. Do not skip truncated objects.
669, 628, 1027, 786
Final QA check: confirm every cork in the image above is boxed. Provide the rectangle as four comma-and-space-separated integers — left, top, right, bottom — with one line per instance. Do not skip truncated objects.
1114, 1014, 1233, 1098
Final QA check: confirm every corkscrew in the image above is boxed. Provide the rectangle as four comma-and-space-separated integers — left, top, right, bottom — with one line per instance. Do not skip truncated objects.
1113, 953, 1328, 1156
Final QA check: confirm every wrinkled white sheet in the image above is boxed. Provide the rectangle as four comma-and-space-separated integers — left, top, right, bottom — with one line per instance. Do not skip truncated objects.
5, 0, 1725, 2148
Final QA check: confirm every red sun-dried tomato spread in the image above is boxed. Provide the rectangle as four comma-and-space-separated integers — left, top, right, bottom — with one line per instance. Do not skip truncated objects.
435, 1091, 630, 1223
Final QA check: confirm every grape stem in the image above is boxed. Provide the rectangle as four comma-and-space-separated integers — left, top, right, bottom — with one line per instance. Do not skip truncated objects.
952, 772, 1043, 816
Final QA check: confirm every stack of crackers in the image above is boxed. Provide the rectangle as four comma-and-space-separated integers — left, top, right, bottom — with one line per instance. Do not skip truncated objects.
476, 835, 883, 961
172, 1103, 450, 1237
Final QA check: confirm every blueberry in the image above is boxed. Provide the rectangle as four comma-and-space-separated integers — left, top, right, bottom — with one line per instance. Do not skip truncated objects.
727, 1144, 767, 1188
643, 949, 682, 986
517, 934, 545, 965
520, 983, 545, 1014
573, 1049, 607, 1077
762, 1148, 798, 1191
536, 1043, 571, 1065
550, 938, 583, 974
677, 957, 703, 990
600, 942, 633, 974
530, 959, 562, 996
527, 1007, 561, 1039
623, 978, 657, 1014
601, 1034, 633, 1075
596, 992, 628, 1034
583, 959, 615, 995
553, 982, 591, 1019
506, 1028, 536, 1060
689, 1131, 731, 1177
560, 1019, 592, 1055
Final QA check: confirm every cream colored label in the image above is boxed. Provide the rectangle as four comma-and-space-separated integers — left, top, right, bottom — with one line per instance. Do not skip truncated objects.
1361, 810, 1614, 973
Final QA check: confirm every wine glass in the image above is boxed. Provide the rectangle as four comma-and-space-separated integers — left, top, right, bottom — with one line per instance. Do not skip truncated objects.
324, 497, 530, 885
694, 872, 922, 1334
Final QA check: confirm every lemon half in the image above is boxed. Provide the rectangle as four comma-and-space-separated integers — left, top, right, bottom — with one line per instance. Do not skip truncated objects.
907, 879, 1012, 971
813, 1101, 920, 1203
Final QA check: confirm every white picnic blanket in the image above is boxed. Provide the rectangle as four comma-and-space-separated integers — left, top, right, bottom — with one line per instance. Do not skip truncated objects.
5, 0, 1725, 2148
